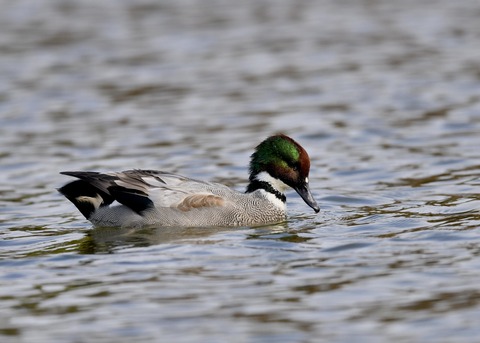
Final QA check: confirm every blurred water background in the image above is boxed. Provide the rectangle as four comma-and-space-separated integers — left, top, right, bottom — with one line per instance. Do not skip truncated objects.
1, 0, 480, 342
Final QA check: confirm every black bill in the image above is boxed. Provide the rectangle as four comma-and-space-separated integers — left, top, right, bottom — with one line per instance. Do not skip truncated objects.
294, 182, 320, 213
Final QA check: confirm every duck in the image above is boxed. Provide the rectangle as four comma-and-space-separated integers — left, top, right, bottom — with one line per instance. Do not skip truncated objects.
59, 134, 319, 228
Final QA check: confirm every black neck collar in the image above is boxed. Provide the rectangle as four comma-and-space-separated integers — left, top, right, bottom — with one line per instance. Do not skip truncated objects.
246, 180, 286, 203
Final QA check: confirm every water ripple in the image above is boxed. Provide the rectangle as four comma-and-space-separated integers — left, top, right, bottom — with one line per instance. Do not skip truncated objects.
1, 0, 480, 342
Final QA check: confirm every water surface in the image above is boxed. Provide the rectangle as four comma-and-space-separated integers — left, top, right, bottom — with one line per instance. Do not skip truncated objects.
1, 1, 480, 342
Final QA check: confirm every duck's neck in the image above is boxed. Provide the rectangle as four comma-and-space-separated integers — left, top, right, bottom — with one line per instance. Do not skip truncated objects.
246, 171, 287, 203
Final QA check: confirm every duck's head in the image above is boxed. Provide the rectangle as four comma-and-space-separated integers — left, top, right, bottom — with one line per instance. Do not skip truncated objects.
249, 134, 320, 213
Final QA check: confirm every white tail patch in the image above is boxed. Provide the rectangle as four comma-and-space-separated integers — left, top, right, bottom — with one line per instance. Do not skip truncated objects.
76, 194, 103, 210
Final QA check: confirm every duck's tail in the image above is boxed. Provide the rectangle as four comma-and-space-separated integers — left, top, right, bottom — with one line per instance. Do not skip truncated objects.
58, 171, 115, 219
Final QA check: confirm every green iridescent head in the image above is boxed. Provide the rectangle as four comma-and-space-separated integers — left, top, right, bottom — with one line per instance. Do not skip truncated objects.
249, 134, 308, 181
248, 134, 319, 213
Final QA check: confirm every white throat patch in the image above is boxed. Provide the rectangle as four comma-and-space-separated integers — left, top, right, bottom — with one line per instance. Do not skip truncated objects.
262, 191, 286, 211
254, 171, 288, 211
255, 171, 289, 193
